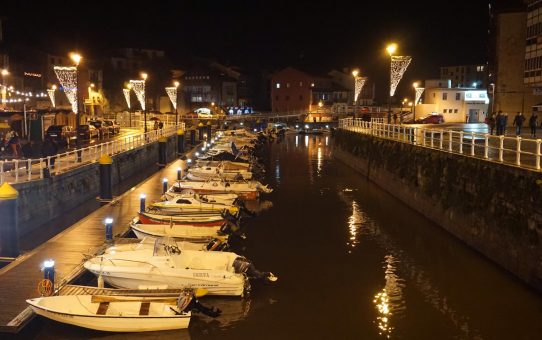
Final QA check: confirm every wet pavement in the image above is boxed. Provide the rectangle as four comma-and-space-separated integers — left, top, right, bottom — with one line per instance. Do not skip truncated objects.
11, 134, 542, 339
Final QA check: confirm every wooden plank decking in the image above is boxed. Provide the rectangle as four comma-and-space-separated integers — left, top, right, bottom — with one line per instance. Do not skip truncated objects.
0, 146, 198, 333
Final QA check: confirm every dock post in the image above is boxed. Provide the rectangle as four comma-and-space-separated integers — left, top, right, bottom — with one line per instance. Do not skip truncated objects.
99, 155, 113, 202
198, 122, 204, 141
163, 178, 168, 194
177, 129, 185, 156
158, 136, 167, 168
180, 156, 187, 179
140, 194, 146, 212
177, 167, 182, 181
43, 259, 55, 291
190, 128, 196, 145
207, 121, 212, 142
0, 183, 19, 257
104, 218, 113, 242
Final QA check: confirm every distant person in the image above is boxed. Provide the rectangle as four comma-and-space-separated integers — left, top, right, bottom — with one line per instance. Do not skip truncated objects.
503, 113, 509, 135
158, 121, 164, 129
513, 112, 525, 136
153, 121, 159, 130
529, 113, 538, 138
42, 136, 59, 168
488, 112, 496, 135
495, 111, 503, 135
21, 141, 33, 159
7, 130, 21, 158
393, 113, 398, 125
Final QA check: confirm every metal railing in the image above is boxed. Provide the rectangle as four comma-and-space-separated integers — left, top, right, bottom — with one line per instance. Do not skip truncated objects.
0, 123, 185, 185
339, 118, 542, 171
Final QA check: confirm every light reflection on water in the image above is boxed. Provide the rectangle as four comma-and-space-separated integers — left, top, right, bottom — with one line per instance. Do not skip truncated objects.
374, 254, 406, 338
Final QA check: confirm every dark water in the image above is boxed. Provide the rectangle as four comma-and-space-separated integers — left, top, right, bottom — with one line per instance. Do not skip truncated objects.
15, 134, 542, 339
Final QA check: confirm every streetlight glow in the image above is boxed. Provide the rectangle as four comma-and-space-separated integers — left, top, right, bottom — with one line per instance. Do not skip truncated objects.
413, 82, 419, 89
1, 69, 9, 76
69, 52, 82, 66
141, 72, 148, 80
174, 81, 180, 87
386, 43, 397, 56
352, 69, 359, 77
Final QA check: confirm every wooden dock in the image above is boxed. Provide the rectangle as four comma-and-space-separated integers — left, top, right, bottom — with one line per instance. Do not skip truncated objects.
0, 147, 198, 333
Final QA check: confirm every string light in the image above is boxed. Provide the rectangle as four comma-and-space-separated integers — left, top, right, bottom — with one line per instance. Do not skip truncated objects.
129, 80, 145, 110
54, 66, 78, 113
415, 87, 425, 105
47, 89, 56, 107
389, 56, 412, 97
354, 76, 367, 103
123, 88, 131, 109
165, 87, 177, 110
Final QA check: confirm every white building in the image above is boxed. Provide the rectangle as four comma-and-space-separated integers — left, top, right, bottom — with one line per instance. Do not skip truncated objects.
415, 79, 489, 123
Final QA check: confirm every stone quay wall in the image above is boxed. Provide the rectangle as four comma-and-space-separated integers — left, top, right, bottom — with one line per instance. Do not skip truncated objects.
334, 129, 542, 291
13, 135, 177, 236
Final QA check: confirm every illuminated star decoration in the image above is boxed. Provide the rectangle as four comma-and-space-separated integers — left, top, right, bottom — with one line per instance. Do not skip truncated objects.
389, 56, 412, 97
354, 77, 368, 103
47, 89, 56, 107
129, 80, 145, 110
123, 88, 131, 109
165, 87, 177, 110
54, 66, 78, 113
415, 87, 425, 105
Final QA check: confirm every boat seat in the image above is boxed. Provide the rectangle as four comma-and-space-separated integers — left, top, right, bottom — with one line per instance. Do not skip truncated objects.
96, 302, 109, 315
139, 302, 150, 316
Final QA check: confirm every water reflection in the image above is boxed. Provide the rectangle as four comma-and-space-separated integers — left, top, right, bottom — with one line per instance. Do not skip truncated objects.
304, 135, 309, 147
325, 136, 329, 146
317, 147, 323, 176
295, 135, 299, 147
347, 200, 363, 250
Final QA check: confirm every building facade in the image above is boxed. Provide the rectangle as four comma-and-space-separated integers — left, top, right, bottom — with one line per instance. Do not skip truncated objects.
440, 65, 488, 88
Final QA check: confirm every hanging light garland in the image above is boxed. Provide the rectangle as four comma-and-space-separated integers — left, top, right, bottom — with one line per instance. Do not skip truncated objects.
54, 66, 78, 113
389, 56, 412, 97
354, 76, 367, 103
123, 88, 131, 109
129, 80, 145, 110
165, 87, 177, 110
415, 87, 425, 105
47, 89, 56, 107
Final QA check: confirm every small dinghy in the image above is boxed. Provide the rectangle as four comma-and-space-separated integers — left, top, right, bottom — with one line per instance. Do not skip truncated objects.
130, 221, 232, 243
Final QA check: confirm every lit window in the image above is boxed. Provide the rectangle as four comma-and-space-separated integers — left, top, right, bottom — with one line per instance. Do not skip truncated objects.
311, 83, 315, 87
276, 83, 280, 89
286, 82, 290, 88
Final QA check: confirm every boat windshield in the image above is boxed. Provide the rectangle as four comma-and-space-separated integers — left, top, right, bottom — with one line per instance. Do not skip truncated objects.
153, 237, 181, 256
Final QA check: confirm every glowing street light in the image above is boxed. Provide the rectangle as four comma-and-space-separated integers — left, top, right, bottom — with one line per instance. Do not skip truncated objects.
413, 82, 425, 122
386, 43, 411, 123
70, 52, 83, 159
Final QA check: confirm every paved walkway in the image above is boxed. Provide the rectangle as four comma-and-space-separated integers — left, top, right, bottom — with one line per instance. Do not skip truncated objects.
0, 147, 196, 333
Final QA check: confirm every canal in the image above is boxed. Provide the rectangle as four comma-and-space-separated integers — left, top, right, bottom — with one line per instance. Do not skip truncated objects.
15, 133, 542, 339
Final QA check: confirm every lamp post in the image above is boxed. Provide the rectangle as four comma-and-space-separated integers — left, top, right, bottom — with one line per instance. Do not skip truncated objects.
412, 82, 418, 122
352, 69, 359, 119
1, 69, 8, 110
400, 98, 408, 124
70, 52, 82, 161
141, 72, 148, 133
174, 81, 180, 127
386, 43, 397, 123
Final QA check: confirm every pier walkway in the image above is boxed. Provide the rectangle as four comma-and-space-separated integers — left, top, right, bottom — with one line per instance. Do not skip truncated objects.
0, 148, 195, 333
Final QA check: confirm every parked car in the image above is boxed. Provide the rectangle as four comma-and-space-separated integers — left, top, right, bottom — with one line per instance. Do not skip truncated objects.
88, 119, 110, 137
414, 114, 444, 124
103, 119, 120, 134
77, 124, 100, 140
45, 125, 76, 145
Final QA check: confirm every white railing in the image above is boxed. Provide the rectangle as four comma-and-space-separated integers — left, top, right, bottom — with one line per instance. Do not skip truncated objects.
339, 118, 542, 171
0, 123, 185, 185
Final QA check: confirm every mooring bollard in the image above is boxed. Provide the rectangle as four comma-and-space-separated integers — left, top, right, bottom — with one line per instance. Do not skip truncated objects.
140, 194, 146, 213
43, 259, 55, 291
99, 155, 113, 202
190, 128, 196, 145
163, 178, 168, 194
207, 121, 212, 142
177, 167, 182, 181
177, 129, 185, 156
180, 156, 188, 179
105, 218, 113, 242
198, 122, 205, 141
0, 183, 20, 258
158, 136, 167, 168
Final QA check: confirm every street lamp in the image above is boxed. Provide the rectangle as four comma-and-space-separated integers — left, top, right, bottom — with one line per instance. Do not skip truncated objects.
386, 43, 397, 123
141, 72, 148, 133
412, 82, 418, 121
1, 69, 8, 109
70, 52, 82, 161
174, 81, 180, 126
352, 69, 359, 119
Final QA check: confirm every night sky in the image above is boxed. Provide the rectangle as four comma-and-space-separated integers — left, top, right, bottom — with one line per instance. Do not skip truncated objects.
2, 0, 490, 102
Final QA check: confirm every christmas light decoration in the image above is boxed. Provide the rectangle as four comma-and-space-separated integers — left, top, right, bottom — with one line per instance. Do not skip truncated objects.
54, 66, 78, 113
389, 56, 412, 97
415, 87, 425, 105
47, 89, 56, 107
354, 76, 367, 102
165, 87, 177, 110
129, 80, 145, 110
123, 88, 131, 109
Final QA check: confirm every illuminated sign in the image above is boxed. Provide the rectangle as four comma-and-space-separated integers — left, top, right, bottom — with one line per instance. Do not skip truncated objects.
464, 90, 489, 104
24, 72, 42, 78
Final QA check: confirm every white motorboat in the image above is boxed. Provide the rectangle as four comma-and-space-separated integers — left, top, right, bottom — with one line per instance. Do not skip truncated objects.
187, 166, 253, 181
26, 294, 191, 332
84, 240, 251, 296
171, 179, 272, 200
130, 222, 229, 243
161, 192, 239, 206
137, 211, 228, 226
151, 196, 239, 215
105, 237, 229, 254
196, 160, 251, 171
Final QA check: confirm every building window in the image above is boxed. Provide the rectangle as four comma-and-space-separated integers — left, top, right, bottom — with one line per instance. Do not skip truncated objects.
454, 109, 458, 113
276, 83, 280, 89
443, 109, 447, 113
299, 95, 303, 100
456, 93, 461, 100
433, 93, 436, 98
286, 82, 290, 88
443, 93, 448, 100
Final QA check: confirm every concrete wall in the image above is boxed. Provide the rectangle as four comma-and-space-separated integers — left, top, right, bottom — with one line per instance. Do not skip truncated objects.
334, 129, 542, 291
13, 135, 178, 236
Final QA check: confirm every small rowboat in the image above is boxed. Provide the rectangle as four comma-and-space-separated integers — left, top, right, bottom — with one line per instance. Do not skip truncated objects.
26, 295, 191, 332
137, 212, 226, 226
130, 222, 228, 243
151, 197, 239, 215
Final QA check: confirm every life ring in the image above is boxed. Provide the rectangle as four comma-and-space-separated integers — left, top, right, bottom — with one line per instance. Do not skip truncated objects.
37, 279, 54, 296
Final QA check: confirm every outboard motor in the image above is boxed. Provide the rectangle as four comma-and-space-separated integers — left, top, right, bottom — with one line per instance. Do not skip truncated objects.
176, 290, 221, 317
205, 238, 230, 251
233, 256, 278, 283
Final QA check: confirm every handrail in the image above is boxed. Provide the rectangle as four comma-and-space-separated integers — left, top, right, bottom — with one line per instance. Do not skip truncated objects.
0, 123, 185, 185
338, 118, 542, 171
